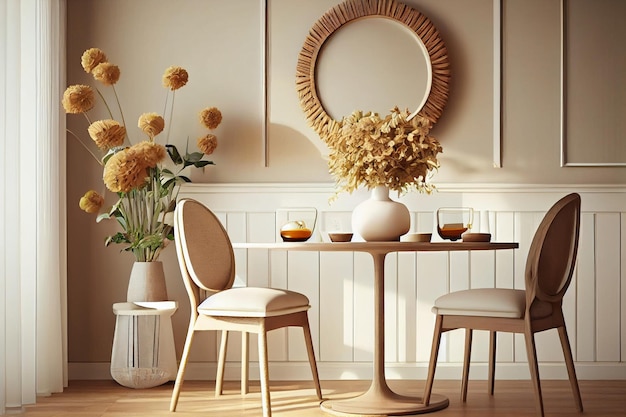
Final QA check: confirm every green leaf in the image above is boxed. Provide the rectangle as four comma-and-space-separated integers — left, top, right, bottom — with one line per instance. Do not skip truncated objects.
102, 146, 124, 165
134, 234, 164, 251
166, 144, 183, 165
96, 211, 112, 222
185, 151, 204, 163
162, 177, 178, 189
105, 232, 130, 247
116, 216, 127, 231
194, 160, 214, 168
161, 172, 186, 188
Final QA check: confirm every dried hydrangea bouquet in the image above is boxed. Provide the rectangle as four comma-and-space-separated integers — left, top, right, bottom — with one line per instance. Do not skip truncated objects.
63, 47, 222, 300
322, 107, 442, 241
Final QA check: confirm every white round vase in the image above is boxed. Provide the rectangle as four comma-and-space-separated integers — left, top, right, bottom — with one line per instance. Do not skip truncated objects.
351, 185, 410, 241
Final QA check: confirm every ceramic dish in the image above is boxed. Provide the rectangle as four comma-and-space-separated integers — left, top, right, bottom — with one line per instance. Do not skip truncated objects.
462, 233, 491, 242
328, 232, 353, 242
401, 233, 432, 242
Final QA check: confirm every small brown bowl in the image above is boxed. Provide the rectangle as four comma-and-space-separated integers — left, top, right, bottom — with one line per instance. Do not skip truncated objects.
328, 232, 353, 242
462, 233, 491, 243
401, 233, 432, 242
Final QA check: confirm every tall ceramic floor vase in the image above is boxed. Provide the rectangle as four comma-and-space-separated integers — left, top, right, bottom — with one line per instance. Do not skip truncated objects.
351, 185, 410, 241
126, 261, 168, 302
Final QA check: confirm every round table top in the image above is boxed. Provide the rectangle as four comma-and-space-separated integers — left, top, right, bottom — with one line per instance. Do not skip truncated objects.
232, 241, 518, 253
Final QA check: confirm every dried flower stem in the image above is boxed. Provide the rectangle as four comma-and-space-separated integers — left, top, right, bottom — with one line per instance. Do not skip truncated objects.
82, 112, 93, 126
163, 91, 176, 145
111, 85, 129, 144
67, 128, 102, 165
95, 87, 115, 121
115, 167, 177, 261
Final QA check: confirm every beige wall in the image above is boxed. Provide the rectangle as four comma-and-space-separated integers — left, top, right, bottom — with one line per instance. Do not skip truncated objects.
66, 0, 625, 367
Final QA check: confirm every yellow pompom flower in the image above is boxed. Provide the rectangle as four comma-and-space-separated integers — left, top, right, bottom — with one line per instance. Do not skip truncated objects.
88, 120, 126, 150
197, 134, 218, 155
92, 62, 121, 85
62, 84, 95, 114
81, 48, 107, 73
199, 107, 222, 130
132, 141, 167, 168
162, 66, 188, 91
79, 190, 104, 214
103, 148, 148, 193
138, 113, 165, 138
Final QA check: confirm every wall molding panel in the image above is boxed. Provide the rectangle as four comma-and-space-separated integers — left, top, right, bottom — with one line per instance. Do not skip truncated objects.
560, 0, 626, 166
70, 183, 626, 381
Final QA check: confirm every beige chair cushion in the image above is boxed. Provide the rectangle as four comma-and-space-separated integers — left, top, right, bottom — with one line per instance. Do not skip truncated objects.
198, 287, 310, 318
432, 288, 551, 319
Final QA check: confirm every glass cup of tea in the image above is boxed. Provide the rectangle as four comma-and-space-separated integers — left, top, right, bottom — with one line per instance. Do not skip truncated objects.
436, 207, 474, 241
278, 207, 318, 242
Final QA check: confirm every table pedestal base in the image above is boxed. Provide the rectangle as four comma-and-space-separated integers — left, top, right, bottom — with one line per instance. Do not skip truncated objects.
320, 392, 448, 416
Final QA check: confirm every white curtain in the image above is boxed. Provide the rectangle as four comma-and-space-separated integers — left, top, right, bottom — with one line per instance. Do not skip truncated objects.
0, 0, 67, 413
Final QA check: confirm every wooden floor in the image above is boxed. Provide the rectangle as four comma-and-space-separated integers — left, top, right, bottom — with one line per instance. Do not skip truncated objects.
16, 379, 626, 416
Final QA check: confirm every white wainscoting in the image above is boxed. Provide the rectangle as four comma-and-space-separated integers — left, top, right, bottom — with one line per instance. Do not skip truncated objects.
169, 183, 626, 381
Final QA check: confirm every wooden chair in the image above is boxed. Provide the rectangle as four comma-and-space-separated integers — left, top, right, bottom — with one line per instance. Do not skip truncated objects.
169, 199, 322, 417
423, 193, 584, 417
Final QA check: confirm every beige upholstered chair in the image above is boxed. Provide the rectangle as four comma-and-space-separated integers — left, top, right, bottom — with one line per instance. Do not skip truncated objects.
169, 199, 322, 417
423, 193, 583, 417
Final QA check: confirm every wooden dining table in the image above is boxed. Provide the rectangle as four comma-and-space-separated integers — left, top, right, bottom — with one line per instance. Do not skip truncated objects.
232, 240, 519, 416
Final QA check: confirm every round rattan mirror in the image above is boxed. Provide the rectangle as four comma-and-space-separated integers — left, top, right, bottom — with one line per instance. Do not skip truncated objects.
296, 0, 450, 136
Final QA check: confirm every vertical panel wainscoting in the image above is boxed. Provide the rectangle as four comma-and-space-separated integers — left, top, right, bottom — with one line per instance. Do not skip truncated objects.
178, 184, 626, 381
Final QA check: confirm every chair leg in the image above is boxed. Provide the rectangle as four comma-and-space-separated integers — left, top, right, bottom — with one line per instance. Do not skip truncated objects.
488, 330, 497, 395
258, 328, 272, 417
524, 328, 545, 417
558, 326, 583, 412
302, 318, 323, 400
241, 331, 249, 396
461, 328, 473, 402
215, 330, 228, 397
170, 323, 196, 412
423, 314, 444, 406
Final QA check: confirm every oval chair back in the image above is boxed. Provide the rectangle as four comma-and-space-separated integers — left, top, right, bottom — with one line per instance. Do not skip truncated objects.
524, 193, 581, 307
174, 198, 236, 300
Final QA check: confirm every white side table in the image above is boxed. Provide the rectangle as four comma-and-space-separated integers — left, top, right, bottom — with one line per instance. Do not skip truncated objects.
111, 301, 178, 389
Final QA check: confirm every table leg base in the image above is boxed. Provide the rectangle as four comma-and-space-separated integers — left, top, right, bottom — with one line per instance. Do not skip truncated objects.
320, 393, 449, 416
